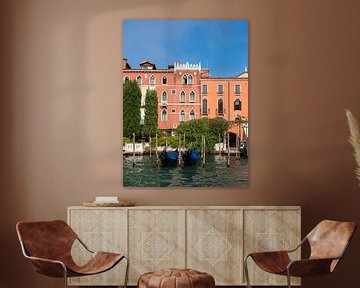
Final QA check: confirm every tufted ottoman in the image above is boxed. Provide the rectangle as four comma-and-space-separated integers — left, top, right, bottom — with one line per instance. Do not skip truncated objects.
138, 268, 215, 288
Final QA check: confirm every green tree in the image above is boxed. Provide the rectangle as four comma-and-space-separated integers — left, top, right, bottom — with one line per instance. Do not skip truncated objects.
176, 118, 229, 153
158, 136, 179, 148
123, 80, 142, 138
142, 89, 158, 137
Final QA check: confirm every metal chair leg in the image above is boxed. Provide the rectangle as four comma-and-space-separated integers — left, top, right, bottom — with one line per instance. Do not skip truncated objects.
123, 255, 130, 288
244, 255, 252, 288
62, 264, 68, 288
286, 269, 292, 288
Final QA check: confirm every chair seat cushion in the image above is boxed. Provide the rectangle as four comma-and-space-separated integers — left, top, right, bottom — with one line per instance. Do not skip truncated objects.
138, 268, 215, 288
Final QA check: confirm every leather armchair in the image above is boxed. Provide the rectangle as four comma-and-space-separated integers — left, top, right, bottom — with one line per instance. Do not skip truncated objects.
16, 220, 129, 288
244, 220, 356, 288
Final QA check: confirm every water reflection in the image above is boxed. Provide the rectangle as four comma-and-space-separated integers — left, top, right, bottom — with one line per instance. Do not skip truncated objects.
123, 155, 248, 187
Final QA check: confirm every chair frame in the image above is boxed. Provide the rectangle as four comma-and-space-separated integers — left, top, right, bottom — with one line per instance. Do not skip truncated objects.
18, 226, 129, 288
244, 234, 351, 288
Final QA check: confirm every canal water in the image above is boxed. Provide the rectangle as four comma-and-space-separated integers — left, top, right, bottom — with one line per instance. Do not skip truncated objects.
123, 155, 248, 187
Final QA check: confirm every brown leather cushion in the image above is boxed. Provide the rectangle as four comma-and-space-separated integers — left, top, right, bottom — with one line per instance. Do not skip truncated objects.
138, 268, 215, 288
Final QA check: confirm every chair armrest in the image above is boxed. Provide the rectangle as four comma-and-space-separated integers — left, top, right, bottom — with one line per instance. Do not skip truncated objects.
245, 236, 306, 258
19, 240, 67, 277
25, 255, 64, 265
25, 255, 67, 277
247, 250, 290, 258
286, 237, 307, 253
287, 258, 336, 277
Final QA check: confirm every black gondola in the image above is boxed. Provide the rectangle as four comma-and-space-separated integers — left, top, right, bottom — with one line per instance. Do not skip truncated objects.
182, 148, 200, 165
159, 148, 179, 166
240, 141, 248, 158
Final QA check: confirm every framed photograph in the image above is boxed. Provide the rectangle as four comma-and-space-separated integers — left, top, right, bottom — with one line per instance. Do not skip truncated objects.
122, 20, 248, 187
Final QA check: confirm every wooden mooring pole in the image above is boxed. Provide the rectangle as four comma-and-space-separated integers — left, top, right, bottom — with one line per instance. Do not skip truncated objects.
227, 132, 230, 167
178, 134, 182, 166
236, 135, 239, 160
155, 134, 158, 157
218, 134, 221, 155
132, 132, 136, 167
155, 134, 160, 166
202, 135, 206, 167
149, 135, 152, 157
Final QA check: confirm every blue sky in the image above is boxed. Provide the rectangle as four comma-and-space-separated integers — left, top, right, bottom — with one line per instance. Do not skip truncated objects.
123, 20, 248, 77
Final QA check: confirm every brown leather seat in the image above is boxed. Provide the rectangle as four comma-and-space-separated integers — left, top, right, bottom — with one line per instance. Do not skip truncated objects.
244, 220, 356, 288
16, 220, 129, 288
138, 268, 215, 288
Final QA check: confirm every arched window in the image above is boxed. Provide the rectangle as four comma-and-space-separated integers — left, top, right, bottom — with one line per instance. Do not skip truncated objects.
161, 91, 167, 106
234, 99, 241, 110
180, 110, 185, 122
218, 99, 224, 115
188, 74, 193, 85
202, 99, 208, 115
189, 91, 195, 103
124, 76, 130, 82
189, 110, 195, 120
180, 91, 185, 103
149, 75, 155, 85
162, 76, 167, 84
161, 110, 167, 121
182, 75, 188, 85
136, 75, 142, 85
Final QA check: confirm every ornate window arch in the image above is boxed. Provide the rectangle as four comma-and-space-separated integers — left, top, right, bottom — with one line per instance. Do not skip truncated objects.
180, 91, 186, 103
182, 75, 188, 85
187, 74, 193, 85
189, 91, 195, 103
162, 76, 167, 84
161, 110, 167, 121
161, 91, 168, 105
149, 75, 155, 85
189, 109, 195, 120
180, 110, 186, 121
234, 99, 241, 110
136, 75, 142, 85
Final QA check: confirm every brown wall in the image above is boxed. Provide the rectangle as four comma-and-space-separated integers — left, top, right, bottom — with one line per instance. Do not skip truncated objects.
1, 0, 360, 287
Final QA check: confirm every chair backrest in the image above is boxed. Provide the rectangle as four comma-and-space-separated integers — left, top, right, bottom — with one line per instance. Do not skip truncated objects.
16, 220, 77, 261
307, 220, 356, 261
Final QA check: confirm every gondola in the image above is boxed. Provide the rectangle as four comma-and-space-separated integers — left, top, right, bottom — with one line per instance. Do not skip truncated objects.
158, 148, 179, 166
240, 141, 248, 158
182, 148, 200, 165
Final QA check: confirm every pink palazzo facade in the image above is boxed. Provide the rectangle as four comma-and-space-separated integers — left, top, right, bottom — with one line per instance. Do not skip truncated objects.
122, 59, 248, 138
